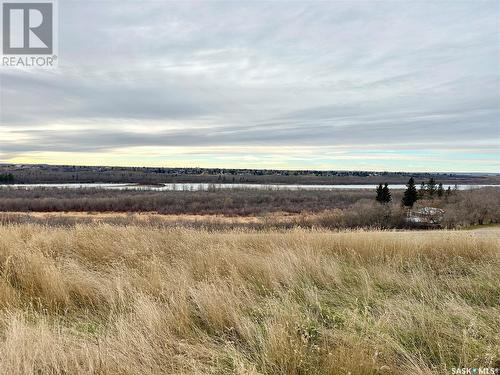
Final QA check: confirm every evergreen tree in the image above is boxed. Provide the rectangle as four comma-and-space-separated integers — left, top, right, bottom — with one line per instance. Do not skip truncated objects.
437, 183, 444, 198
427, 178, 437, 197
402, 177, 418, 207
0, 174, 14, 183
382, 183, 392, 203
376, 183, 384, 203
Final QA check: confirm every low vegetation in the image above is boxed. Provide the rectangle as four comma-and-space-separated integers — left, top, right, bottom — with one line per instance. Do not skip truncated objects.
0, 225, 498, 374
0, 187, 498, 229
0, 187, 376, 215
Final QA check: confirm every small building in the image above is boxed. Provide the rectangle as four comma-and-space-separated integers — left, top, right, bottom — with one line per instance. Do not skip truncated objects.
407, 207, 445, 226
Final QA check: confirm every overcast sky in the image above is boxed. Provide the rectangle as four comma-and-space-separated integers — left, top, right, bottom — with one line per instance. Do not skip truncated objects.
1, 0, 499, 171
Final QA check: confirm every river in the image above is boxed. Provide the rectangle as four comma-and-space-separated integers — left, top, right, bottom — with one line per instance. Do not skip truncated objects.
0, 183, 497, 191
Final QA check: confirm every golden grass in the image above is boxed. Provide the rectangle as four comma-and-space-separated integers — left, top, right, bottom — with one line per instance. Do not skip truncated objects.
0, 225, 498, 374
0, 211, 311, 226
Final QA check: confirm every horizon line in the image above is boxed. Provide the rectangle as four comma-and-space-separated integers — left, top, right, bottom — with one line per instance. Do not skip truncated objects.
2, 162, 498, 176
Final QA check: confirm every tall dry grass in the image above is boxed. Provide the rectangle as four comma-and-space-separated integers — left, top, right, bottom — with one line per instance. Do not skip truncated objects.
0, 225, 498, 374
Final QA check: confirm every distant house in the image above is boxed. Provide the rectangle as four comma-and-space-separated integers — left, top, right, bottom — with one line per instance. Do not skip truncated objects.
407, 207, 445, 226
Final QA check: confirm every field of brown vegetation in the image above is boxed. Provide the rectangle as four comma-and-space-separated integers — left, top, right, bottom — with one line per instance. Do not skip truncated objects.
0, 187, 498, 229
0, 187, 374, 215
0, 224, 498, 374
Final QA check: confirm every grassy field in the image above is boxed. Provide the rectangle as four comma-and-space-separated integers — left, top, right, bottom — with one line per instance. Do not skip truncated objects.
0, 225, 498, 374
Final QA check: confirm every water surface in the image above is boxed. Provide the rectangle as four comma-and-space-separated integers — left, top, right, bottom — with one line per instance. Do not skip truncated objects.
1, 183, 497, 191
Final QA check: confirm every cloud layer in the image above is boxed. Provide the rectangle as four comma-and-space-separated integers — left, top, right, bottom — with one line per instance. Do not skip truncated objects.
1, 1, 499, 171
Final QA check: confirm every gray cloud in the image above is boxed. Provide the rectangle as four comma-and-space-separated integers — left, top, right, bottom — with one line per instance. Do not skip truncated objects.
1, 1, 499, 170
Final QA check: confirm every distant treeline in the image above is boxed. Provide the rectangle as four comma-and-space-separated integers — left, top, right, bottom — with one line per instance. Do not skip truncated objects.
2, 164, 497, 185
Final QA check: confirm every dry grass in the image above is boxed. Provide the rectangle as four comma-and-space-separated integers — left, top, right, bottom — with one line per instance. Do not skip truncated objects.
0, 224, 498, 374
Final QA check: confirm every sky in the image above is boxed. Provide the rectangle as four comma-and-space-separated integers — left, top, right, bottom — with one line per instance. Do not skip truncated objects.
1, 0, 499, 172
